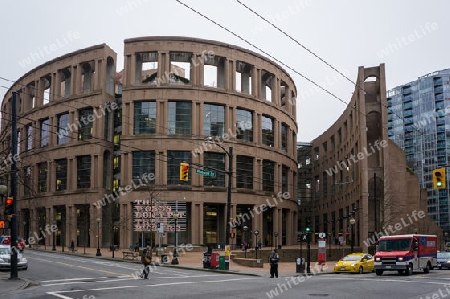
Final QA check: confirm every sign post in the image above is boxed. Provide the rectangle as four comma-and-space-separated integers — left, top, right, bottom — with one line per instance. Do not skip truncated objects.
318, 232, 326, 272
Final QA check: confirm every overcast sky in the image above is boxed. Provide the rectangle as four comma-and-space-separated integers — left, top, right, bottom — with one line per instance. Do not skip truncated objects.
1, 0, 449, 141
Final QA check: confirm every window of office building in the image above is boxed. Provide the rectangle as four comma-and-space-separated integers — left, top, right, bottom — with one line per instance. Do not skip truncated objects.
281, 123, 287, 152
203, 152, 225, 187
236, 109, 253, 141
167, 151, 191, 185
78, 108, 93, 140
262, 160, 275, 192
132, 151, 155, 186
40, 118, 49, 147
38, 162, 47, 192
77, 155, 91, 189
168, 101, 191, 135
204, 104, 224, 137
24, 166, 31, 196
134, 101, 156, 135
26, 125, 33, 151
236, 155, 253, 189
57, 113, 69, 144
56, 159, 67, 191
262, 115, 274, 147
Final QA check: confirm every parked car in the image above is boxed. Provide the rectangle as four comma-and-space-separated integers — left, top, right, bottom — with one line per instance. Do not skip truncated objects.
0, 236, 25, 252
0, 245, 28, 271
437, 251, 450, 269
334, 253, 374, 274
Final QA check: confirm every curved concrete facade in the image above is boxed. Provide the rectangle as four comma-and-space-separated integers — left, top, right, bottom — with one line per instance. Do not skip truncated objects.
1, 37, 298, 250
301, 64, 441, 253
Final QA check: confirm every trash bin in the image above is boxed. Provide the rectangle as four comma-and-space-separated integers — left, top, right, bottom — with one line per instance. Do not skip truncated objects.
296, 257, 305, 273
203, 251, 211, 269
210, 252, 220, 268
219, 255, 226, 270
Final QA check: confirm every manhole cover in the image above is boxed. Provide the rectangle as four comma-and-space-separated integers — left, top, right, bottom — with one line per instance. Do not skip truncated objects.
308, 294, 329, 297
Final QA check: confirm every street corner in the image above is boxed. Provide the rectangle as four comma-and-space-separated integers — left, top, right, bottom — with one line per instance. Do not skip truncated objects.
0, 276, 37, 294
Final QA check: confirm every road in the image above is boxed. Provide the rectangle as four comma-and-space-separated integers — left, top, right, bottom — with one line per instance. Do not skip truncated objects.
5, 250, 450, 298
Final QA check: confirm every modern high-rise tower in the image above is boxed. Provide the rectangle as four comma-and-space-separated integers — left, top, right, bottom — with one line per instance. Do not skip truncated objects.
387, 69, 450, 230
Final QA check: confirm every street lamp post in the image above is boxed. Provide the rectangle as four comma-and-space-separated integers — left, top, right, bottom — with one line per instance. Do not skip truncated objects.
350, 217, 356, 253
171, 212, 179, 264
274, 232, 278, 249
52, 222, 56, 251
243, 226, 248, 258
96, 218, 101, 257
205, 137, 233, 250
254, 230, 259, 259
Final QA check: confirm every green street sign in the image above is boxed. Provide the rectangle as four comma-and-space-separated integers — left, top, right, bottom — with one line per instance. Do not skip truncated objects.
196, 169, 216, 178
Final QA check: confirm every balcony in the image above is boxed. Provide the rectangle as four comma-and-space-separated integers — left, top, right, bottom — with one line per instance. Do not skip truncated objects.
438, 157, 447, 165
404, 118, 413, 125
403, 102, 413, 110
435, 86, 444, 94
437, 142, 446, 149
435, 93, 444, 101
434, 77, 443, 86
436, 102, 445, 110
403, 95, 413, 103
403, 110, 413, 117
437, 149, 446, 156
402, 87, 412, 95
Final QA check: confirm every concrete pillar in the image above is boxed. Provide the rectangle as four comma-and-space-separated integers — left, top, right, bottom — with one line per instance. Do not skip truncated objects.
251, 67, 258, 97
286, 209, 293, 245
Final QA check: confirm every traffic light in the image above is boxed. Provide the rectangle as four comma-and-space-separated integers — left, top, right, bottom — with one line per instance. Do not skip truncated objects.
4, 196, 13, 217
179, 162, 189, 181
433, 167, 446, 189
305, 227, 311, 233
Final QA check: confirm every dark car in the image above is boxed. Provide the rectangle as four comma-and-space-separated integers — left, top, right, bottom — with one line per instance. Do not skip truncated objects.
437, 251, 450, 269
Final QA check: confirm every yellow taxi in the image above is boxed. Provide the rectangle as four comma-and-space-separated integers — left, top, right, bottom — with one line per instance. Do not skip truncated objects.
334, 252, 374, 274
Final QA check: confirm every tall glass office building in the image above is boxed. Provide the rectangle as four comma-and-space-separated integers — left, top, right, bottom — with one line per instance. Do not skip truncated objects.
387, 69, 450, 230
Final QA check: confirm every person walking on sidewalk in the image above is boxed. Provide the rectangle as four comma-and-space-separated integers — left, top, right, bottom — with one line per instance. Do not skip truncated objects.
269, 248, 279, 278
140, 246, 152, 279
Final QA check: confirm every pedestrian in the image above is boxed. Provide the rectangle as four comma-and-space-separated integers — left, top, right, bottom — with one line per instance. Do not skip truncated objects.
70, 240, 75, 252
140, 245, 152, 279
258, 239, 262, 250
269, 248, 279, 278
134, 242, 139, 252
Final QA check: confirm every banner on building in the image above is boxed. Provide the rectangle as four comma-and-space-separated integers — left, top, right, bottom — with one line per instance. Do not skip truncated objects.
133, 199, 186, 233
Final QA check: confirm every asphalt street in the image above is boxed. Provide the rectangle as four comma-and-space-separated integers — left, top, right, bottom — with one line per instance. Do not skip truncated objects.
4, 250, 450, 299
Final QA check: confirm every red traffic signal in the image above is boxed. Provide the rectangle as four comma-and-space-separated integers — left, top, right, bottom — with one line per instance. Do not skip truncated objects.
5, 196, 13, 216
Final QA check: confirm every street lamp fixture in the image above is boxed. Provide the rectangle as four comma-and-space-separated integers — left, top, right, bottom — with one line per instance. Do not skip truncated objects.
171, 212, 180, 265
205, 137, 233, 250
350, 217, 356, 253
96, 218, 101, 256
254, 230, 259, 259
243, 226, 249, 258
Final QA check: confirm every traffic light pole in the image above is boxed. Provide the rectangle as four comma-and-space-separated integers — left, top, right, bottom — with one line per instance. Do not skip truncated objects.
306, 231, 311, 274
10, 92, 18, 280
